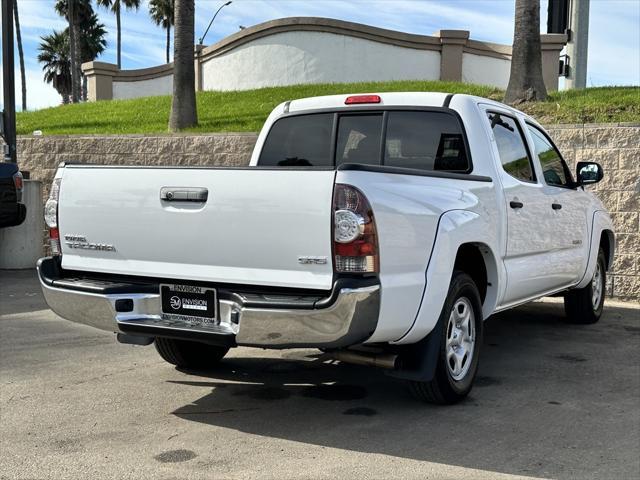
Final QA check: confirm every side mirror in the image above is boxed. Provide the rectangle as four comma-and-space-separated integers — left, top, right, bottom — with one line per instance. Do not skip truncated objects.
576, 161, 603, 186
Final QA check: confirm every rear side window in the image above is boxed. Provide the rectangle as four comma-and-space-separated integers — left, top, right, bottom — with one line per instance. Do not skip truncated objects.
487, 112, 535, 182
336, 114, 383, 166
258, 113, 333, 166
384, 111, 469, 172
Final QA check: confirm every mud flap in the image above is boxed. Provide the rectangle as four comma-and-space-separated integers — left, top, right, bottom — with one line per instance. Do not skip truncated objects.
387, 315, 444, 382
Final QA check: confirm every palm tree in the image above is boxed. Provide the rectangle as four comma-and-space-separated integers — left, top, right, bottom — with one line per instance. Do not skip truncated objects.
37, 31, 72, 104
14, 1, 27, 111
69, 0, 80, 102
149, 0, 174, 64
55, 0, 92, 103
505, 0, 547, 103
38, 14, 107, 104
96, 0, 141, 68
78, 13, 108, 62
169, 0, 197, 130
54, 1, 101, 60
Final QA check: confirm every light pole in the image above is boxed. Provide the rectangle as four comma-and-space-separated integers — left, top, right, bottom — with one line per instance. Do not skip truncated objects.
1, 0, 17, 163
198, 1, 232, 46
565, 0, 590, 89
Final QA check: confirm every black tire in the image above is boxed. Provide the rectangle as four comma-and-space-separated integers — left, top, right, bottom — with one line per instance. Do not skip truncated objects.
564, 248, 606, 324
154, 337, 229, 369
408, 271, 483, 404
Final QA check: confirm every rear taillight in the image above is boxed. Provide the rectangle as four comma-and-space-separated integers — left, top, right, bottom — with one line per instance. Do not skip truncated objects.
12, 171, 23, 202
333, 184, 379, 273
45, 178, 62, 256
49, 227, 61, 256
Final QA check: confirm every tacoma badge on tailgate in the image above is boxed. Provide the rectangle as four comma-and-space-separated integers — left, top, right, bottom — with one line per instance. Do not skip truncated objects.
64, 234, 116, 252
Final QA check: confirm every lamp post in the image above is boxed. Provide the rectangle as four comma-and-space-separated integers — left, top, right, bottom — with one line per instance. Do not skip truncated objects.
1, 0, 17, 163
565, 0, 590, 89
198, 1, 232, 46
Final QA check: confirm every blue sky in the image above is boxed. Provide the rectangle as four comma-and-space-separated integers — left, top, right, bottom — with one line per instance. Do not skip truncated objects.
3, 0, 640, 110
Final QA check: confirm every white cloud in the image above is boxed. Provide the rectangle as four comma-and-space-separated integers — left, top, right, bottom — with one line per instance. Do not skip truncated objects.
2, 65, 61, 112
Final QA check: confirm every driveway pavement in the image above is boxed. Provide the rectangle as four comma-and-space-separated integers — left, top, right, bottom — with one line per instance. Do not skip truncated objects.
1, 269, 638, 480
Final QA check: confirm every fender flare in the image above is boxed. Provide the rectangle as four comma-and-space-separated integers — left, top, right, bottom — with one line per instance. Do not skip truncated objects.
391, 209, 501, 346
575, 210, 615, 289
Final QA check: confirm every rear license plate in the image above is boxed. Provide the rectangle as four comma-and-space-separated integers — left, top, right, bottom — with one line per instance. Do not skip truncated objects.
160, 284, 217, 325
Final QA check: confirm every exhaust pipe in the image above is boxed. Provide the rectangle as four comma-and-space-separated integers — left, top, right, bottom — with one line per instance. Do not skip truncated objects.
330, 350, 398, 370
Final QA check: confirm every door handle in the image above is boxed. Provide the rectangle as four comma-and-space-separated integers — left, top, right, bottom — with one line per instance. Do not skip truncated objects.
509, 201, 524, 209
160, 187, 208, 202
552, 203, 562, 210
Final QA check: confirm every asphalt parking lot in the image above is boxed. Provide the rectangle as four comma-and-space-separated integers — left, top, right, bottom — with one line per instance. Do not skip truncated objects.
1, 269, 639, 480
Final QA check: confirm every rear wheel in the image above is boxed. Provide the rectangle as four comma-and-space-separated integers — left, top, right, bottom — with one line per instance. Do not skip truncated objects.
154, 337, 229, 369
408, 271, 483, 404
564, 248, 606, 324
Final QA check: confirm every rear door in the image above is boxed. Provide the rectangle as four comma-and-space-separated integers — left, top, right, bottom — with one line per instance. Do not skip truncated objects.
58, 166, 336, 290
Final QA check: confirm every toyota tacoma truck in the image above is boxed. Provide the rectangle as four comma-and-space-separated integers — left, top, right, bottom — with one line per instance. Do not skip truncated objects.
37, 93, 614, 404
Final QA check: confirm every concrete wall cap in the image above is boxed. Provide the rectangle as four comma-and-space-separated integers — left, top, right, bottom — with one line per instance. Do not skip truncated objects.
81, 61, 119, 75
464, 39, 512, 59
113, 63, 174, 81
541, 33, 569, 43
200, 16, 446, 61
436, 30, 471, 41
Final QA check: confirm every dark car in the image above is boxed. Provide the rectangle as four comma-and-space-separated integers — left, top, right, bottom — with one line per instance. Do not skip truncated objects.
0, 162, 26, 228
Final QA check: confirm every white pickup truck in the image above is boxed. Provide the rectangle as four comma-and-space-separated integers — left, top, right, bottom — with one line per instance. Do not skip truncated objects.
38, 92, 614, 404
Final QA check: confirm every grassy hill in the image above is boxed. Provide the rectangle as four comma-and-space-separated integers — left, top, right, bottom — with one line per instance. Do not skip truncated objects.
16, 81, 639, 136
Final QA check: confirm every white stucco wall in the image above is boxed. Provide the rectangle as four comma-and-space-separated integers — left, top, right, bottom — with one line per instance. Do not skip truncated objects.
113, 75, 173, 100
461, 53, 511, 89
202, 31, 441, 91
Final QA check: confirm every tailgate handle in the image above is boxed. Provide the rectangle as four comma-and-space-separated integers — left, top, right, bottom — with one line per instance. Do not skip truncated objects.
160, 187, 208, 202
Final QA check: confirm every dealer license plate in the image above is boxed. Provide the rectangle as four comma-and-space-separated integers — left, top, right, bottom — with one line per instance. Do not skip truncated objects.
160, 284, 218, 325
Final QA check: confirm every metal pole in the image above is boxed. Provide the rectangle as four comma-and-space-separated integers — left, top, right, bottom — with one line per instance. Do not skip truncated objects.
198, 1, 232, 45
565, 0, 590, 89
2, 0, 17, 163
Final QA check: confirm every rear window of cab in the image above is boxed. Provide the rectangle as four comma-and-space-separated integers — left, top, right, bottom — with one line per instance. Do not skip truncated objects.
258, 110, 471, 173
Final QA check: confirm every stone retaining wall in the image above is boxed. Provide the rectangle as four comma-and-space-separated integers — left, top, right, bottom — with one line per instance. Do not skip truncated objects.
12, 123, 639, 301
545, 123, 639, 302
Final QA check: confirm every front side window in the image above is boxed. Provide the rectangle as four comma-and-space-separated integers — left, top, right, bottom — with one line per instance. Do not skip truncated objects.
487, 112, 535, 182
384, 111, 469, 172
258, 113, 333, 167
527, 125, 572, 187
336, 114, 383, 166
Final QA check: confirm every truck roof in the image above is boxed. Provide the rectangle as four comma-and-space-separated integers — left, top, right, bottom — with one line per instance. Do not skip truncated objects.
284, 91, 532, 122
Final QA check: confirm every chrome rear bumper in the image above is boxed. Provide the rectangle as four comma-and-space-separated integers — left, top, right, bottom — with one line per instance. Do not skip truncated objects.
37, 258, 379, 349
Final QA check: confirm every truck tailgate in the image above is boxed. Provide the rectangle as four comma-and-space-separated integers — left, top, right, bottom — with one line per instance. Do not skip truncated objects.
58, 166, 336, 290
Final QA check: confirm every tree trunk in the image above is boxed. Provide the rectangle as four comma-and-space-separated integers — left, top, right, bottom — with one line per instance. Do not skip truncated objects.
166, 25, 170, 64
504, 0, 547, 104
116, 5, 122, 69
62, 93, 70, 105
13, 2, 27, 111
169, 0, 197, 131
68, 0, 81, 103
82, 74, 87, 102
73, 10, 82, 102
